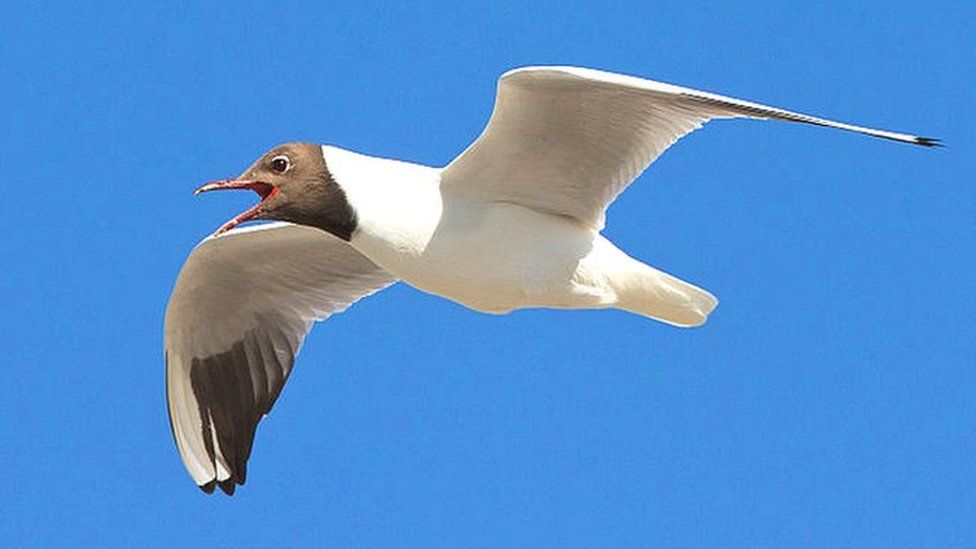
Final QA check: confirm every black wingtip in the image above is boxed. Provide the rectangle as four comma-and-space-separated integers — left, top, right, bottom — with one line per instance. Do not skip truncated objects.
914, 136, 944, 148
199, 478, 243, 495
217, 478, 237, 495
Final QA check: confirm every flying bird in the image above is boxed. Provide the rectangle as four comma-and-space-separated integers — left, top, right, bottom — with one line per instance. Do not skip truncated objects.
165, 66, 937, 494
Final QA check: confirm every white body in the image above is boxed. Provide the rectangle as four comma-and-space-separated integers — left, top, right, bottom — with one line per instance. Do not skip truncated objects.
327, 145, 716, 325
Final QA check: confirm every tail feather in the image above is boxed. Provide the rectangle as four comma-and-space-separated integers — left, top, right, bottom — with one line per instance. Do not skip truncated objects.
614, 262, 718, 327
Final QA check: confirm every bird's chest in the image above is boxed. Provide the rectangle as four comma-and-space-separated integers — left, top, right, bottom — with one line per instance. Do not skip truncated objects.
351, 202, 572, 313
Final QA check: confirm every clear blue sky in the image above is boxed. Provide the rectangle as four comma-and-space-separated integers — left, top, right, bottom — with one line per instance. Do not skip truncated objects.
2, 1, 972, 547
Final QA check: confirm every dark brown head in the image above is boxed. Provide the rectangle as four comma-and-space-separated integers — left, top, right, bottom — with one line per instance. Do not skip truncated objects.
195, 142, 356, 240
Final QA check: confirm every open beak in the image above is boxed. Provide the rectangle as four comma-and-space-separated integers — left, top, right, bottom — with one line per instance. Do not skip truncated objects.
194, 179, 278, 236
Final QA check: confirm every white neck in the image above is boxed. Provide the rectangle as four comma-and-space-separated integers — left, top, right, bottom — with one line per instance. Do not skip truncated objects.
320, 145, 443, 258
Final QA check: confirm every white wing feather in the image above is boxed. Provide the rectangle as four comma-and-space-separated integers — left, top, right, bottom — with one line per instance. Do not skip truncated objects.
443, 66, 936, 230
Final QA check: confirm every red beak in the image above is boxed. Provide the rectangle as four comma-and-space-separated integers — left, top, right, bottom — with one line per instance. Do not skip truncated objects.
194, 179, 278, 236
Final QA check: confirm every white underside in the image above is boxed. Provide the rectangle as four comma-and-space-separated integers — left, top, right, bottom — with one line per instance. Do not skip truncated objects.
325, 146, 717, 327
359, 200, 715, 325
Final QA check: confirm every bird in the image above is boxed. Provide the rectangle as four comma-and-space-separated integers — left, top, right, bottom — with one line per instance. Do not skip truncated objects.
165, 65, 937, 494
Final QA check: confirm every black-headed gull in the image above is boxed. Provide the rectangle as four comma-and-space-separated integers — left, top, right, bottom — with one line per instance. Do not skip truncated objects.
166, 66, 936, 494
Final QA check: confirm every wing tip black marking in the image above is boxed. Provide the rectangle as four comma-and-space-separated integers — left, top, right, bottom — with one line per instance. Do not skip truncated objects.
217, 478, 238, 495
198, 477, 244, 496
914, 136, 944, 148
187, 331, 291, 497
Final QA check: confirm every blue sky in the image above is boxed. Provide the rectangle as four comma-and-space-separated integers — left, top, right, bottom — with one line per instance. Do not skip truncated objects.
2, 1, 972, 546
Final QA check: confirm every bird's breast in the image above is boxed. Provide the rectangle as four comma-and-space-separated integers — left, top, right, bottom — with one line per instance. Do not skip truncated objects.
351, 199, 598, 313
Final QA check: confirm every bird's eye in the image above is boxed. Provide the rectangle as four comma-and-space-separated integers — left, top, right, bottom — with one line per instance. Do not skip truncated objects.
270, 155, 291, 173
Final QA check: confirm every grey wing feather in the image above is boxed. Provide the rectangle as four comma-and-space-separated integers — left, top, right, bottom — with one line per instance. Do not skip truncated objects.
164, 222, 396, 494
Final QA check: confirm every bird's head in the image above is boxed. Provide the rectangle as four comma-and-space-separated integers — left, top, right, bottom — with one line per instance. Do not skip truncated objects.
195, 142, 356, 240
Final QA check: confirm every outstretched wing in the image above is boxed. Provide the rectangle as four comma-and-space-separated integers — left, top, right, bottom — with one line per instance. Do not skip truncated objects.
164, 222, 396, 494
442, 66, 936, 230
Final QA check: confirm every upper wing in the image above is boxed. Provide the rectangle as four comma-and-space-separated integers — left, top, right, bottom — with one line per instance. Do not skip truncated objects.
164, 222, 396, 495
442, 66, 937, 230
